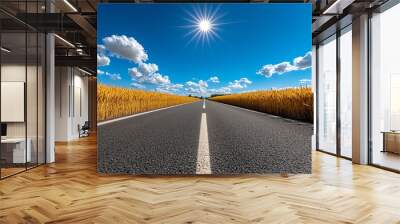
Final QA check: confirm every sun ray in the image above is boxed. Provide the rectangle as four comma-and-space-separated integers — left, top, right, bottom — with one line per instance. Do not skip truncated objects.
182, 4, 226, 47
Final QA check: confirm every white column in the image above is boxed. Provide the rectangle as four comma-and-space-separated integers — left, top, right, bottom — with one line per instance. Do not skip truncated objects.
352, 14, 369, 164
46, 33, 55, 163
312, 45, 317, 151
45, 0, 55, 163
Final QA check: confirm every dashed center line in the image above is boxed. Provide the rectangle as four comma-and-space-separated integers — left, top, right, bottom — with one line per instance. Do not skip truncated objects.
196, 111, 211, 174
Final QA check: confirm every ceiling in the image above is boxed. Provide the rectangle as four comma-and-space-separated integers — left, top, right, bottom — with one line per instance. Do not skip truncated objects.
0, 0, 392, 74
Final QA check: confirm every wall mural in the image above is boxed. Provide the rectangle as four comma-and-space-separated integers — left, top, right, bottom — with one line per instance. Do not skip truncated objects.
97, 3, 313, 175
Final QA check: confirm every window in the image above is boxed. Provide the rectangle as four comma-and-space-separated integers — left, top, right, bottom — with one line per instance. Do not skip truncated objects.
370, 3, 400, 171
339, 26, 352, 158
317, 35, 337, 154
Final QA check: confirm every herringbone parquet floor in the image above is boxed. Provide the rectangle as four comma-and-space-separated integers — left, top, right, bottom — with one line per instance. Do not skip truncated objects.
1, 135, 400, 224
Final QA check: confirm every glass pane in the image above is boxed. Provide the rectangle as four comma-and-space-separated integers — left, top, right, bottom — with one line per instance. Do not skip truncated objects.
317, 35, 337, 154
371, 4, 400, 171
27, 31, 38, 169
1, 31, 27, 177
38, 33, 45, 165
0, 1, 46, 178
340, 27, 352, 158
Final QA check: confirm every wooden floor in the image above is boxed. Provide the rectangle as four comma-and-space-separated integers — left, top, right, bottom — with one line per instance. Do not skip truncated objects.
1, 135, 400, 223
1, 167, 26, 178
372, 151, 400, 171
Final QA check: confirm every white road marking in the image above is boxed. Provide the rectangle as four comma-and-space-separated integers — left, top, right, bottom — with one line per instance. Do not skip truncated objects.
196, 112, 211, 174
98, 102, 196, 126
203, 99, 206, 109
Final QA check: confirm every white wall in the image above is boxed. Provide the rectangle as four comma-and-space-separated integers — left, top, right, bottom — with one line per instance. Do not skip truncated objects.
55, 67, 89, 141
370, 4, 400, 161
71, 73, 89, 138
55, 66, 69, 141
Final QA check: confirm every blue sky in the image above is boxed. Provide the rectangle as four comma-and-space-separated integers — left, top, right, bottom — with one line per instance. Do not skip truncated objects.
97, 3, 312, 96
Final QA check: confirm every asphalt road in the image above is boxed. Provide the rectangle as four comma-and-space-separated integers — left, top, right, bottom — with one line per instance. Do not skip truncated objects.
98, 100, 313, 174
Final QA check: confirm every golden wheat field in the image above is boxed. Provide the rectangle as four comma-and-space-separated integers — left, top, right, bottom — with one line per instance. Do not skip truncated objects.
97, 84, 199, 121
210, 88, 313, 122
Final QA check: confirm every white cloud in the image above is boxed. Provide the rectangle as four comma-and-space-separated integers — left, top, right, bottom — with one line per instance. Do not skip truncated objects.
274, 62, 296, 73
97, 44, 106, 54
97, 69, 104, 75
208, 76, 220, 83
97, 69, 121, 80
157, 83, 184, 93
101, 35, 175, 88
208, 87, 231, 94
138, 73, 170, 85
128, 62, 159, 79
186, 81, 198, 87
299, 78, 312, 87
185, 86, 207, 95
184, 80, 208, 96
228, 82, 244, 89
198, 80, 208, 88
257, 62, 295, 78
131, 82, 146, 89
139, 63, 159, 76
105, 72, 121, 80
228, 77, 252, 89
257, 51, 312, 78
156, 87, 171, 94
185, 80, 208, 88
239, 77, 252, 84
183, 78, 251, 96
128, 63, 170, 85
271, 86, 298, 90
293, 51, 312, 70
103, 35, 148, 63
167, 83, 184, 91
128, 67, 142, 79
97, 54, 110, 66
218, 87, 232, 94
256, 64, 275, 78
185, 87, 199, 94
144, 73, 171, 85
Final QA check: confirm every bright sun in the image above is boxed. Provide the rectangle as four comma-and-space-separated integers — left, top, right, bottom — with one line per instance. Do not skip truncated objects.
198, 19, 212, 32
183, 5, 226, 47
